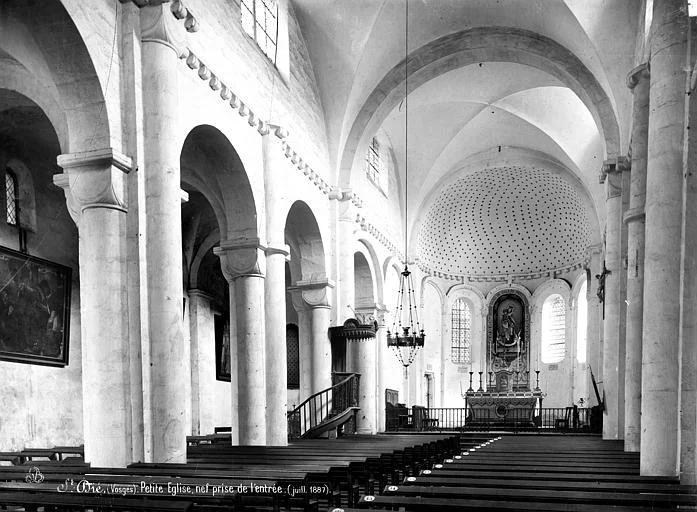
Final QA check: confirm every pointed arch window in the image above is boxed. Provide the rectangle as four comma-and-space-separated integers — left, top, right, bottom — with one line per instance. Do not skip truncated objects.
576, 281, 588, 363
541, 294, 566, 364
451, 298, 472, 364
5, 169, 17, 226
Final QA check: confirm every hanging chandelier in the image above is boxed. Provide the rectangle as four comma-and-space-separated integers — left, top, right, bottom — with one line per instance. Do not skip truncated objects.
386, 266, 425, 367
386, 0, 425, 368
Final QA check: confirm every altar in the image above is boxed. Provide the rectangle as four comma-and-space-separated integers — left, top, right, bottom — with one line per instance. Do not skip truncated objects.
464, 287, 544, 427
465, 390, 543, 427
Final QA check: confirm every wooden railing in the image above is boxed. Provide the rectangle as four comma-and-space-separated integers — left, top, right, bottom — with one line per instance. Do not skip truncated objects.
385, 406, 595, 433
287, 373, 360, 439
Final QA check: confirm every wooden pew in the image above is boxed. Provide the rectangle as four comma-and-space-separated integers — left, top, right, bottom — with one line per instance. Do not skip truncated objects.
0, 491, 193, 511
380, 483, 696, 508
354, 494, 679, 511
402, 474, 695, 494
0, 452, 21, 466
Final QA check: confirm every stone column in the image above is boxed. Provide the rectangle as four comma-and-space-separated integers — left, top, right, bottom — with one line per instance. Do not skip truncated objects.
216, 239, 267, 445
261, 124, 290, 446
376, 306, 389, 432
265, 244, 289, 445
586, 247, 603, 402
623, 63, 650, 453
641, 0, 688, 477
351, 308, 378, 435
55, 148, 133, 467
311, 306, 332, 393
680, 19, 697, 485
600, 157, 629, 440
140, 3, 189, 463
331, 191, 357, 323
187, 289, 216, 436
290, 279, 334, 394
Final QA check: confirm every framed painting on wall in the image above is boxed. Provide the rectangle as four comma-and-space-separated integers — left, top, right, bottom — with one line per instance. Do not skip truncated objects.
0, 246, 71, 366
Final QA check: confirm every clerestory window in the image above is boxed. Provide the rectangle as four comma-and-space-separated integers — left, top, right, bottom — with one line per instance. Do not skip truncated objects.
5, 169, 17, 226
241, 0, 278, 64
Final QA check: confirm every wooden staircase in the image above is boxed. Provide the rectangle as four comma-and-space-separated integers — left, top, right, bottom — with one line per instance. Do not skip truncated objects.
287, 373, 361, 439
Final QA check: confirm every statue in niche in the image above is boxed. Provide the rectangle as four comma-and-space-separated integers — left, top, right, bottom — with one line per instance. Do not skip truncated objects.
496, 299, 521, 349
488, 293, 528, 387
500, 305, 516, 344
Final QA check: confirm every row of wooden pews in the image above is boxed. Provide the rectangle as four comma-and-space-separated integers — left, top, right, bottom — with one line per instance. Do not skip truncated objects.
183, 432, 468, 508
0, 433, 465, 511
332, 434, 697, 512
0, 446, 84, 465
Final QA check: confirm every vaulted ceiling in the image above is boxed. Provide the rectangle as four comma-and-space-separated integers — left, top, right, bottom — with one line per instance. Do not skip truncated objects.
294, 0, 642, 278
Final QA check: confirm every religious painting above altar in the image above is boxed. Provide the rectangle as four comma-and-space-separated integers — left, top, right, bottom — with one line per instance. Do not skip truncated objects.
487, 289, 531, 390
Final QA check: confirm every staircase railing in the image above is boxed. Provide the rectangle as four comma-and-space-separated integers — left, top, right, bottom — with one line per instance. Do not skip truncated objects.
287, 373, 360, 439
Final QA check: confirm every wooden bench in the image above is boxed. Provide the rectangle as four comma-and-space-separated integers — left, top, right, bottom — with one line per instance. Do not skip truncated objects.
0, 452, 21, 465
381, 483, 696, 507
403, 475, 695, 494
0, 490, 193, 511
355, 494, 679, 511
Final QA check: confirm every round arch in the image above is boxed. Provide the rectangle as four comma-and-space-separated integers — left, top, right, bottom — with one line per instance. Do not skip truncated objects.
284, 200, 327, 284
356, 236, 384, 306
339, 26, 621, 187
354, 242, 378, 312
180, 125, 258, 242
0, 0, 111, 152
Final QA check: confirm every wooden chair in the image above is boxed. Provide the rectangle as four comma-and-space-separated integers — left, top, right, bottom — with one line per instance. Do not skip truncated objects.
555, 406, 573, 429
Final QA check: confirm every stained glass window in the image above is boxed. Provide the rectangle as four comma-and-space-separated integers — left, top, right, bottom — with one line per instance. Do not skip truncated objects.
241, 0, 278, 64
5, 169, 17, 226
451, 298, 471, 364
541, 294, 566, 363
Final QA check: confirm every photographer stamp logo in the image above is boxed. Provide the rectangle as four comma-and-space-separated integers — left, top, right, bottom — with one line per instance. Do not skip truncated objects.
25, 467, 44, 484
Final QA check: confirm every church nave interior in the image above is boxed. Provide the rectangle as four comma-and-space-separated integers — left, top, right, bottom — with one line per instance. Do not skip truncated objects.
0, 0, 696, 510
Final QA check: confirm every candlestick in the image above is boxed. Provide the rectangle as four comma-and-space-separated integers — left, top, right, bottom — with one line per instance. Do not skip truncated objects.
468, 371, 474, 392
535, 370, 540, 391
477, 371, 483, 392
488, 371, 494, 389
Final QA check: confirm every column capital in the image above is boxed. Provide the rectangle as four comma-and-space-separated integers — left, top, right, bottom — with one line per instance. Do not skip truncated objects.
123, 0, 200, 30
586, 243, 603, 257
54, 148, 132, 225
375, 304, 389, 322
214, 238, 267, 282
626, 62, 650, 90
289, 277, 335, 310
599, 156, 630, 184
623, 206, 646, 225
331, 189, 360, 222
140, 2, 188, 57
187, 288, 214, 302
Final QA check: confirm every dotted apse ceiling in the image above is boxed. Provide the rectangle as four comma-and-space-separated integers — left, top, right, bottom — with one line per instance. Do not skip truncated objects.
417, 166, 592, 278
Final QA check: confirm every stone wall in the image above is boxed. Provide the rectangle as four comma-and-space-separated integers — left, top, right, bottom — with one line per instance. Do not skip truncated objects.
0, 146, 82, 452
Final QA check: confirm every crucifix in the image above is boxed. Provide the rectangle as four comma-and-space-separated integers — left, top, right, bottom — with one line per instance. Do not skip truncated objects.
595, 263, 611, 318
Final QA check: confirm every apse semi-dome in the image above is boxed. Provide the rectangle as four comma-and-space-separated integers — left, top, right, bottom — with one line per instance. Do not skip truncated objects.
417, 166, 592, 278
